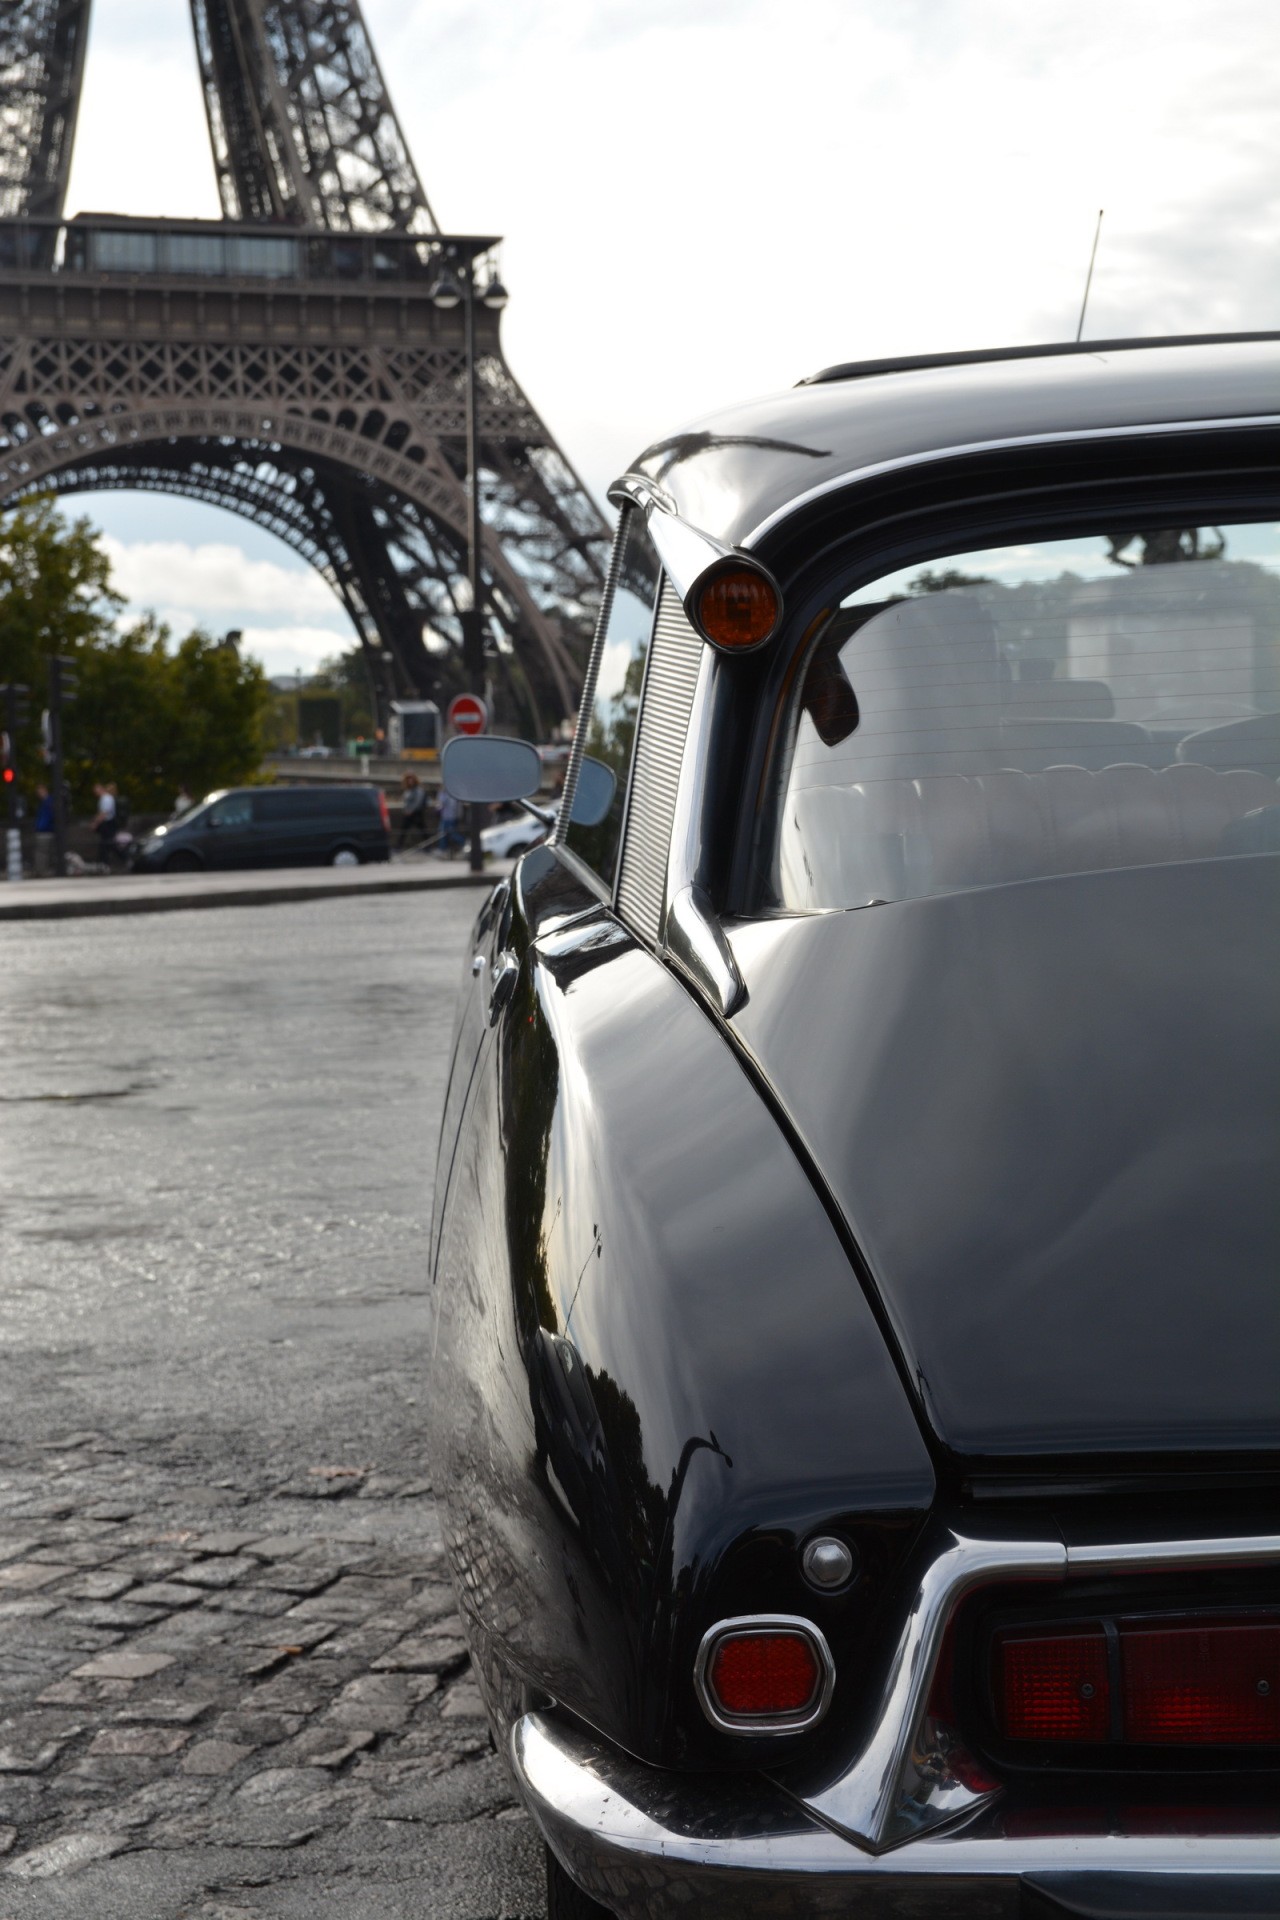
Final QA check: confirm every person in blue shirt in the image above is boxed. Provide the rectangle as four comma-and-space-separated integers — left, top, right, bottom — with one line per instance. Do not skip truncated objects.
33, 783, 55, 877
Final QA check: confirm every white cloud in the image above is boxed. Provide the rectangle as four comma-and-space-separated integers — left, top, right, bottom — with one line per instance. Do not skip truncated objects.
100, 537, 345, 625
237, 627, 359, 678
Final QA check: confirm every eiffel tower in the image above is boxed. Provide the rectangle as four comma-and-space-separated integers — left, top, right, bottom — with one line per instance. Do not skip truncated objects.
0, 1, 610, 734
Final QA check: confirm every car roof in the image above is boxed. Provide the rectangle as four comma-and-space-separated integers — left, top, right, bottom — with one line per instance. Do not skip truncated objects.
619, 334, 1280, 554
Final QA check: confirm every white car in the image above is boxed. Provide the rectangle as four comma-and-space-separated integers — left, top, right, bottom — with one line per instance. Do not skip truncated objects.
480, 805, 558, 859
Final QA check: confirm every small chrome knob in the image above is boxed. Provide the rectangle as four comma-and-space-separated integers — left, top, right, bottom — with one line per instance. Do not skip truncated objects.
802, 1536, 856, 1591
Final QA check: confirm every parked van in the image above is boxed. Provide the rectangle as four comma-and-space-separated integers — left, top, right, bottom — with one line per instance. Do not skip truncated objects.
132, 784, 391, 872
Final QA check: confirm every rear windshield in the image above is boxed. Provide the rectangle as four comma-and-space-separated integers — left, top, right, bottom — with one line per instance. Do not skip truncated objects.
772, 521, 1280, 911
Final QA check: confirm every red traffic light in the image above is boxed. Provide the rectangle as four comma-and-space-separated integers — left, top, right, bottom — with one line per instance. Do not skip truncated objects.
2, 767, 15, 785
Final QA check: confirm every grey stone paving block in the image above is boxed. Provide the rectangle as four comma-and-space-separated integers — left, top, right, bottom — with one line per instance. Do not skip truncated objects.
372, 1636, 468, 1675
251, 1564, 339, 1595
321, 1574, 417, 1603
0, 1596, 60, 1620
58, 1600, 167, 1630
3, 1827, 127, 1878
0, 1824, 14, 1854
0, 1561, 76, 1591
237, 1618, 336, 1651
0, 1537, 44, 1564
0, 1716, 84, 1773
28, 1543, 119, 1567
179, 1557, 260, 1590
243, 1535, 311, 1560
192, 1532, 267, 1556
182, 1738, 258, 1776
205, 1587, 295, 1617
275, 1723, 377, 1768
237, 1678, 329, 1716
74, 1650, 175, 1680
110, 1550, 190, 1579
37, 1676, 135, 1707
128, 1580, 207, 1607
439, 1683, 486, 1721
50, 1568, 137, 1602
88, 1726, 190, 1757
114, 1690, 221, 1725
209, 1711, 307, 1747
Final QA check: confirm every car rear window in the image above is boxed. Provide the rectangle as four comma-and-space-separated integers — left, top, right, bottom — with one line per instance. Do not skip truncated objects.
772, 521, 1280, 910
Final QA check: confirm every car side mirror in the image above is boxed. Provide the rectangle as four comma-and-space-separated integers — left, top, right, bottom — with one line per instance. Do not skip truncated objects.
442, 735, 541, 804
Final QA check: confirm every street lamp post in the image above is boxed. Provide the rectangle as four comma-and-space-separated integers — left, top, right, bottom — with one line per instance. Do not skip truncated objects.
431, 250, 509, 873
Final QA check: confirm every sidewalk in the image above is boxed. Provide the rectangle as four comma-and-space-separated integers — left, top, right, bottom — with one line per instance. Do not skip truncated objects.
0, 858, 510, 922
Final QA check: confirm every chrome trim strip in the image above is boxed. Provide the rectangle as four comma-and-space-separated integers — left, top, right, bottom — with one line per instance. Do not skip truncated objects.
780, 1526, 1280, 1856
512, 1709, 1280, 1920
741, 411, 1280, 551
694, 1614, 835, 1735
608, 470, 677, 518
1065, 1533, 1280, 1574
789, 1529, 1063, 1853
664, 884, 747, 1018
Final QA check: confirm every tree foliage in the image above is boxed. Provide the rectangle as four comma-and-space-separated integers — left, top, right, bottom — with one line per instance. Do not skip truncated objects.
0, 498, 271, 811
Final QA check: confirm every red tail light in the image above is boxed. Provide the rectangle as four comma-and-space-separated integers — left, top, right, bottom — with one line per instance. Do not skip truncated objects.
1122, 1621, 1280, 1745
995, 1614, 1280, 1748
998, 1629, 1110, 1742
696, 1617, 833, 1732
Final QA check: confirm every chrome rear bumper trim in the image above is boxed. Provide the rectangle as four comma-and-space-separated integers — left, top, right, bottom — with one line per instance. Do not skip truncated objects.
782, 1525, 1280, 1854
513, 1709, 1280, 1920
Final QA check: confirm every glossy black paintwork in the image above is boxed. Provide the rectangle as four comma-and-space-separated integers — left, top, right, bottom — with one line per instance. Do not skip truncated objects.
728, 856, 1280, 1463
628, 338, 1280, 552
428, 851, 933, 1769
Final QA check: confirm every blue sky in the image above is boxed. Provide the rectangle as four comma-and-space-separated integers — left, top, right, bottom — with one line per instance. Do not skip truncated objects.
62, 0, 1280, 675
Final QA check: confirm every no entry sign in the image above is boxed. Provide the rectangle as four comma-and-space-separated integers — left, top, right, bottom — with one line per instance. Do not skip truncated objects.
447, 693, 488, 737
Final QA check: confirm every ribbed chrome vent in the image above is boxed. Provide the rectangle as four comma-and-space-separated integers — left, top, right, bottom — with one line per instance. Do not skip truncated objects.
616, 581, 704, 942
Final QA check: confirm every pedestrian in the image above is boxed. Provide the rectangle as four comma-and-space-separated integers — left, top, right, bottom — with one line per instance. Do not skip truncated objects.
398, 772, 427, 850
89, 782, 117, 867
33, 783, 55, 878
437, 785, 465, 858
171, 784, 193, 820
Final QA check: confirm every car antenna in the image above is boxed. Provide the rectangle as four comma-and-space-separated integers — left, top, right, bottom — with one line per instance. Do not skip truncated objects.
1076, 208, 1104, 342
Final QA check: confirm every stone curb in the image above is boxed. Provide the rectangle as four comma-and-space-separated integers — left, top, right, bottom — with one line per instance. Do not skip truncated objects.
0, 865, 506, 923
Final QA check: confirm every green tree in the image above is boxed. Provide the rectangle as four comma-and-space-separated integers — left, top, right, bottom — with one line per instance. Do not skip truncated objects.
69, 620, 271, 812
0, 498, 121, 781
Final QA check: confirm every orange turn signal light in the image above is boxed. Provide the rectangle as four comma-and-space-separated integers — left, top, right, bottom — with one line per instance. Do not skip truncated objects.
694, 567, 781, 651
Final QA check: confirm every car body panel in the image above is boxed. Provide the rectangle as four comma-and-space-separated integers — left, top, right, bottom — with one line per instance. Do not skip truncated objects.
428, 848, 933, 1768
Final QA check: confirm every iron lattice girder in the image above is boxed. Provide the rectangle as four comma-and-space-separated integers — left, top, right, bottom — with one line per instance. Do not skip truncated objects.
190, 0, 437, 233
0, 0, 90, 221
0, 261, 610, 725
29, 441, 578, 726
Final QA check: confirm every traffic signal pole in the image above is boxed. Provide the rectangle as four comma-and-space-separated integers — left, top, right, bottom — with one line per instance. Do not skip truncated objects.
4, 683, 25, 882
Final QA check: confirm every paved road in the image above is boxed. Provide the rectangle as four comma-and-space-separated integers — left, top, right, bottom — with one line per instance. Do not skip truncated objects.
0, 895, 546, 1918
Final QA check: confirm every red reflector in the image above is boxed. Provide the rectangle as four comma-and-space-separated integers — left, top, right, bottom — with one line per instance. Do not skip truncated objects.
997, 1630, 1110, 1742
709, 1631, 819, 1717
1121, 1622, 1280, 1745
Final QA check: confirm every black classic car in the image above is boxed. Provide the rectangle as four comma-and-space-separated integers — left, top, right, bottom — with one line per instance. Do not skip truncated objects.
428, 335, 1280, 1919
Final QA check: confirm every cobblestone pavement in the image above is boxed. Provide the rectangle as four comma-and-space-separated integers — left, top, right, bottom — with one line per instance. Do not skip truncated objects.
0, 898, 545, 1918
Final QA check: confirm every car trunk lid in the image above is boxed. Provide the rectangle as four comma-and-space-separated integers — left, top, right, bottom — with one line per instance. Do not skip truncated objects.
727, 856, 1280, 1466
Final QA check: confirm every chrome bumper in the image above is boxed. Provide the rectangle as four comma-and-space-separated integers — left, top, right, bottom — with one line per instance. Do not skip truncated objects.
513, 1710, 1280, 1919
